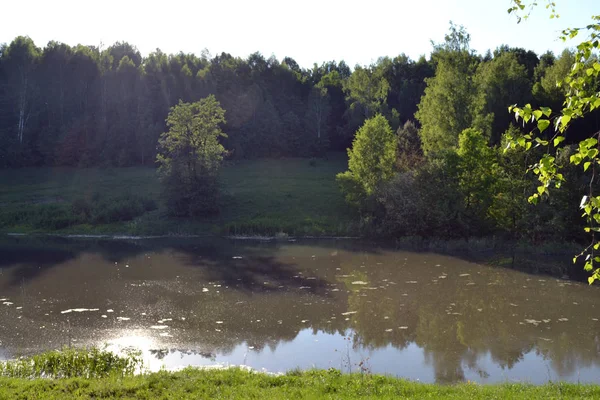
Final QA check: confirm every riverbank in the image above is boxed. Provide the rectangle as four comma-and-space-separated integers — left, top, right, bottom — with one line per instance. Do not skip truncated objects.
2, 367, 599, 399
0, 348, 598, 398
0, 155, 358, 237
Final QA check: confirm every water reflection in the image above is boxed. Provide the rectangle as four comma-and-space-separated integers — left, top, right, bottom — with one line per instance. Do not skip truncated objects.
0, 236, 599, 383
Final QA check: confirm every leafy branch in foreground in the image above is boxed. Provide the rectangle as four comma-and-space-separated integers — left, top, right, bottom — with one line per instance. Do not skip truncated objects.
507, 1, 600, 283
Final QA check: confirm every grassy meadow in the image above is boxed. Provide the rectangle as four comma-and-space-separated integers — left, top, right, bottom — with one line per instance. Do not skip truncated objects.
0, 154, 358, 236
2, 367, 599, 399
0, 348, 598, 399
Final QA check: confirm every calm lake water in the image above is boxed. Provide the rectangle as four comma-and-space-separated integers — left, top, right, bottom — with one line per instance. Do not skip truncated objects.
0, 236, 599, 384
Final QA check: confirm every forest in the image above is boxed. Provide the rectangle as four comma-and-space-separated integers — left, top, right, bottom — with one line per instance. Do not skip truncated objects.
1, 22, 599, 245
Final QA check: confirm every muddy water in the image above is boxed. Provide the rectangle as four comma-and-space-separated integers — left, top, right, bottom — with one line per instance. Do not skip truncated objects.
0, 236, 599, 384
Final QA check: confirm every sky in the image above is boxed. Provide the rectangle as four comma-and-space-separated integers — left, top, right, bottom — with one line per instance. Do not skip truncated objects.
2, 0, 600, 68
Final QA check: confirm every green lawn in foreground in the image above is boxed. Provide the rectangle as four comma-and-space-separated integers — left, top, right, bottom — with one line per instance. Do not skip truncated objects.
0, 154, 357, 236
1, 368, 599, 399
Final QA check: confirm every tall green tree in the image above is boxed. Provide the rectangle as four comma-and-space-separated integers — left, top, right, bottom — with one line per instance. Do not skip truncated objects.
472, 51, 532, 144
337, 114, 396, 206
156, 95, 227, 216
2, 36, 40, 146
531, 49, 574, 109
304, 84, 331, 154
453, 128, 498, 234
415, 24, 479, 155
343, 65, 390, 119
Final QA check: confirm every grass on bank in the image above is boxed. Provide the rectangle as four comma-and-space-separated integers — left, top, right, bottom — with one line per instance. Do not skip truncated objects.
0, 154, 357, 236
1, 349, 599, 399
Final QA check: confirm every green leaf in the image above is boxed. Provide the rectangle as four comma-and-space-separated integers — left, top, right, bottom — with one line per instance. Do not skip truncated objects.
553, 135, 565, 146
538, 119, 550, 133
533, 110, 543, 120
585, 161, 592, 171
561, 115, 572, 127
585, 261, 594, 272
589, 277, 595, 284
529, 193, 539, 204
540, 107, 552, 117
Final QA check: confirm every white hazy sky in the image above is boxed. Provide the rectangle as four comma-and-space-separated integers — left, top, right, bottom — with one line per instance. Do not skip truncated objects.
3, 0, 599, 68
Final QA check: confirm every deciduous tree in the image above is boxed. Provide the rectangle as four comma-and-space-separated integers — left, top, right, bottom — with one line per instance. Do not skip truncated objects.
156, 95, 227, 216
337, 114, 396, 206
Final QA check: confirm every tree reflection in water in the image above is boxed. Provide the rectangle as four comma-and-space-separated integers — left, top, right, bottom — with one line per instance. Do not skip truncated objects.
0, 236, 598, 383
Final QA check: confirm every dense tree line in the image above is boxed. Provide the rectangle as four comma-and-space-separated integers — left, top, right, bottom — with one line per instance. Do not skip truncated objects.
1, 31, 590, 171
0, 36, 431, 167
3, 23, 599, 245
337, 23, 600, 244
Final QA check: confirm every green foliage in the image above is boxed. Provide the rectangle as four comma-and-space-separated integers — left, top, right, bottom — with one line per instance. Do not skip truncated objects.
343, 66, 390, 119
488, 125, 532, 236
0, 204, 80, 230
72, 193, 157, 224
378, 120, 586, 242
416, 24, 478, 155
157, 95, 227, 217
376, 160, 464, 237
472, 51, 532, 143
0, 347, 142, 379
395, 120, 423, 170
2, 365, 600, 399
378, 128, 497, 238
161, 167, 219, 217
454, 128, 498, 232
337, 115, 397, 206
507, 2, 600, 283
0, 193, 156, 231
532, 49, 574, 107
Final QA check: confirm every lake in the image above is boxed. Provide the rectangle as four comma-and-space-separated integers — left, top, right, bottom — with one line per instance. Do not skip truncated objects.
0, 236, 599, 384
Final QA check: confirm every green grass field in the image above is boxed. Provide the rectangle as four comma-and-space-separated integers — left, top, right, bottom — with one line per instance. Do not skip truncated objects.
0, 348, 598, 399
2, 367, 599, 399
0, 154, 358, 236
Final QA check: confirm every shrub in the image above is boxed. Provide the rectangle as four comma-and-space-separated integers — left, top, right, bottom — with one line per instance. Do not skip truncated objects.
89, 194, 157, 224
0, 193, 158, 231
161, 170, 219, 217
376, 160, 465, 238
